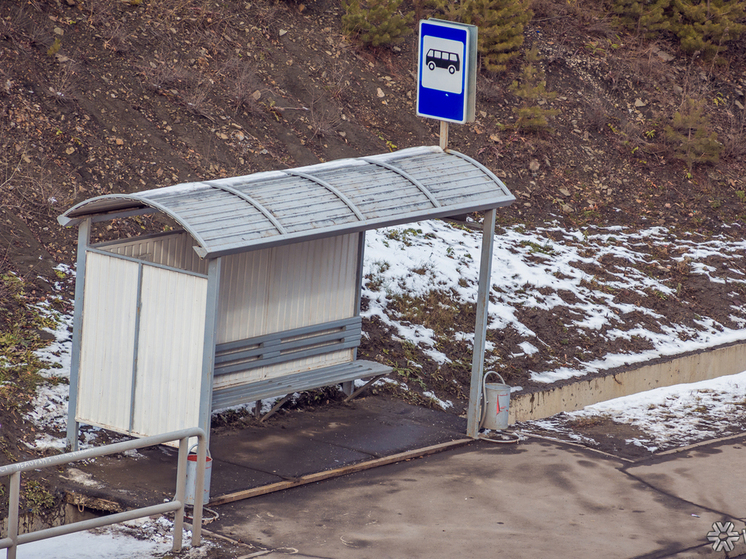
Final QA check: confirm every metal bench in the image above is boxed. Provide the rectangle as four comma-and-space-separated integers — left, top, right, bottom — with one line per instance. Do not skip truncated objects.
212, 317, 391, 418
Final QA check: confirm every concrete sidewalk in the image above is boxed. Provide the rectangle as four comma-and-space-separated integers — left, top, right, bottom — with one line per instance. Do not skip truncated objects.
206, 436, 746, 558
63, 397, 746, 558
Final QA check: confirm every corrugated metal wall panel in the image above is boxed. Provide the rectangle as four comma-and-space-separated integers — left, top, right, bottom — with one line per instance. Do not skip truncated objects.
76, 252, 138, 432
214, 233, 358, 390
217, 246, 272, 343
102, 232, 207, 274
131, 266, 207, 437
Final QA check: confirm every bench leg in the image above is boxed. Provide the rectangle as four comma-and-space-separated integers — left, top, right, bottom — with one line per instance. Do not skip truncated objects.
343, 375, 387, 402
260, 394, 293, 423
341, 381, 354, 397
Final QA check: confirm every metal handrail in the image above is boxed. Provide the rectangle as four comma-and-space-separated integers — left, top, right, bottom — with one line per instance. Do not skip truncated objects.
0, 427, 207, 559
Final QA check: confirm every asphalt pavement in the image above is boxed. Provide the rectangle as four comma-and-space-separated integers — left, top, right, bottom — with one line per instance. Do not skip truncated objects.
64, 396, 746, 559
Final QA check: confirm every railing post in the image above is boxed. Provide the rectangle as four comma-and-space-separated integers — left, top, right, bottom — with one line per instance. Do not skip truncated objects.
191, 435, 206, 547
8, 471, 20, 559
172, 436, 189, 552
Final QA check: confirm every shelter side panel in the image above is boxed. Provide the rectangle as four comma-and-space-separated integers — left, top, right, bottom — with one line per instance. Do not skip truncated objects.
76, 252, 139, 431
100, 231, 208, 274
214, 233, 358, 389
131, 266, 207, 437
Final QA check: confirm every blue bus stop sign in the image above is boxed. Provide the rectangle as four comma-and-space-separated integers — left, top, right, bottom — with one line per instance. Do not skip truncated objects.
417, 19, 477, 124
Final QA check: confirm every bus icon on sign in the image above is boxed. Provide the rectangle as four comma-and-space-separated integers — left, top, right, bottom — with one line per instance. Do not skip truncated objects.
426, 49, 460, 74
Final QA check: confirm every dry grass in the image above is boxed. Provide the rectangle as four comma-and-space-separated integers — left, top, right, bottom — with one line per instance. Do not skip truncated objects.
251, 2, 285, 35
309, 101, 341, 139
477, 74, 505, 104
621, 43, 670, 86
180, 85, 213, 120
141, 60, 195, 92
584, 97, 608, 133
222, 58, 265, 116
102, 22, 132, 54
49, 62, 80, 104
84, 0, 119, 27
322, 61, 352, 102
567, 414, 610, 428
0, 149, 72, 220
719, 103, 746, 161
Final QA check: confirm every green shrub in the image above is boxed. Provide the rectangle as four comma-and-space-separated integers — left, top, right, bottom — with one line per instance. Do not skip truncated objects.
431, 0, 532, 72
24, 481, 55, 514
613, 0, 672, 37
671, 0, 746, 58
47, 37, 62, 56
508, 45, 559, 131
342, 0, 414, 49
611, 0, 746, 58
664, 97, 722, 169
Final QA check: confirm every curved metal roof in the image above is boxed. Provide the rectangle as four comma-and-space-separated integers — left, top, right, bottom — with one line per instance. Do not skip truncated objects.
59, 146, 514, 259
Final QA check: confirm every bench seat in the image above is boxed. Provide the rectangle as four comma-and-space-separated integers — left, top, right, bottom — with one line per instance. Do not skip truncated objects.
211, 359, 392, 410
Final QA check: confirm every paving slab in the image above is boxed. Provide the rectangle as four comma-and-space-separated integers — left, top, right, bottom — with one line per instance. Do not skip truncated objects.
286, 404, 465, 457
60, 397, 466, 508
210, 433, 372, 484
208, 437, 744, 559
207, 398, 465, 497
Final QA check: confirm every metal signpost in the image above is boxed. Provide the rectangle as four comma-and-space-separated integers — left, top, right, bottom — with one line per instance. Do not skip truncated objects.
417, 20, 504, 437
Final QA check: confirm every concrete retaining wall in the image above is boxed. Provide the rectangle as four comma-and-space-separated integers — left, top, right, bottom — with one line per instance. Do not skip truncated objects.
509, 341, 746, 423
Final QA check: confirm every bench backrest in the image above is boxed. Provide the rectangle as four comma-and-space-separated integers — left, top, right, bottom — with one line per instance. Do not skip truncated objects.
214, 316, 361, 377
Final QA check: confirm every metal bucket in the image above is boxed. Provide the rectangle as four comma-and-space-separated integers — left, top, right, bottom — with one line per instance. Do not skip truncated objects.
481, 372, 510, 430
185, 444, 212, 506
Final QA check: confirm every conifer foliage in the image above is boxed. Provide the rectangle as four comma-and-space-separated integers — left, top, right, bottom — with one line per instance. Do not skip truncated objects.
508, 45, 559, 131
613, 0, 672, 37
664, 98, 722, 169
431, 0, 533, 72
611, 0, 746, 57
342, 0, 414, 49
671, 0, 746, 58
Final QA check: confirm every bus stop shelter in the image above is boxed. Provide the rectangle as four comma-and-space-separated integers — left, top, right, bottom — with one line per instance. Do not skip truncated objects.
58, 146, 514, 451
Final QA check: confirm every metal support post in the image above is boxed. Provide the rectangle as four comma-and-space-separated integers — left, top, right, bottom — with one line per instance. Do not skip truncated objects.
466, 209, 496, 438
345, 230, 366, 398
197, 256, 221, 463
66, 218, 91, 451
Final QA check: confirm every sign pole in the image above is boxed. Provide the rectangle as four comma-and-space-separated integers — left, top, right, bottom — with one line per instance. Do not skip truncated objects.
439, 121, 449, 150
417, 19, 490, 437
